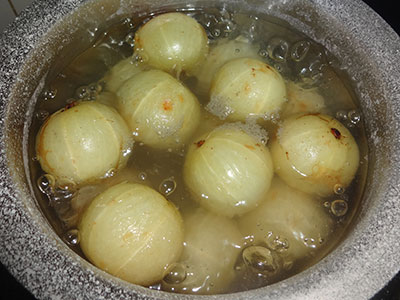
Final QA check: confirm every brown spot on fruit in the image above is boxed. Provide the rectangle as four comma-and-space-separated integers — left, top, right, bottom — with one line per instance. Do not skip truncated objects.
163, 99, 173, 111
245, 144, 255, 150
195, 140, 205, 148
331, 128, 341, 139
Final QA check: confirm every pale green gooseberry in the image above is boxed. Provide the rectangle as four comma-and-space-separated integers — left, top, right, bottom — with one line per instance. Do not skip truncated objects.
162, 208, 243, 294
270, 113, 360, 196
192, 36, 260, 97
79, 182, 184, 286
134, 12, 208, 75
36, 101, 133, 186
117, 69, 201, 149
183, 125, 274, 217
209, 57, 287, 121
238, 177, 333, 262
102, 57, 145, 93
281, 81, 327, 118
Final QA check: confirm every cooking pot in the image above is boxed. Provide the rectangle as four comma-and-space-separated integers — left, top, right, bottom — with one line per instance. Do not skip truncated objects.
1, 0, 400, 299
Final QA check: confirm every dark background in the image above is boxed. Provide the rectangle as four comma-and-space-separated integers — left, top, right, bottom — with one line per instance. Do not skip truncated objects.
1, 0, 399, 299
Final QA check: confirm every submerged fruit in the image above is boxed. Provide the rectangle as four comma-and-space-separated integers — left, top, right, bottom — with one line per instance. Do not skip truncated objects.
270, 113, 360, 196
117, 69, 201, 149
183, 124, 273, 217
36, 101, 133, 186
79, 182, 184, 285
162, 208, 243, 294
134, 12, 209, 75
209, 57, 287, 121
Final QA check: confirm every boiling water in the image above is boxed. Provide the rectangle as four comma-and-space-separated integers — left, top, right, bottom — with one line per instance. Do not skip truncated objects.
28, 7, 368, 294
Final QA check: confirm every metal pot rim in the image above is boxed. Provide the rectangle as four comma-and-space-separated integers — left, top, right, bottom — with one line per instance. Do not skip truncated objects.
1, 0, 400, 299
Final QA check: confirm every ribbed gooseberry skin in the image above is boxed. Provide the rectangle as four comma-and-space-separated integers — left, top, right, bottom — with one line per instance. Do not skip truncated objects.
36, 101, 133, 186
134, 12, 208, 74
270, 113, 360, 196
116, 69, 201, 149
79, 182, 184, 286
209, 57, 287, 121
183, 126, 274, 217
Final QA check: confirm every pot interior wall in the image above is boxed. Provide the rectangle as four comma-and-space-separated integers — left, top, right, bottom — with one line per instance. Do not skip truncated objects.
1, 0, 400, 299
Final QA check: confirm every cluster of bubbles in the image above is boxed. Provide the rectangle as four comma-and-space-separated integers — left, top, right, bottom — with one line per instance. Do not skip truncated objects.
336, 109, 362, 128
37, 174, 81, 246
162, 262, 187, 285
235, 234, 292, 283
75, 82, 104, 101
194, 8, 237, 39
323, 183, 349, 218
159, 177, 177, 196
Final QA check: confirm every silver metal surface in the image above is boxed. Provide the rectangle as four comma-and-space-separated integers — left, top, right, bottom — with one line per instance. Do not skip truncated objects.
1, 0, 400, 299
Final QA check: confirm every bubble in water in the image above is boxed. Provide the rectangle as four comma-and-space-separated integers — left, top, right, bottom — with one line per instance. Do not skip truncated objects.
333, 184, 345, 195
104, 168, 117, 178
162, 263, 187, 285
125, 32, 135, 47
348, 110, 361, 125
36, 109, 49, 121
76, 86, 89, 99
258, 49, 268, 58
299, 59, 324, 85
42, 88, 57, 101
122, 17, 135, 29
290, 40, 310, 62
331, 199, 348, 217
37, 174, 56, 194
303, 237, 316, 248
242, 245, 278, 274
266, 37, 289, 62
138, 172, 147, 181
266, 234, 289, 253
212, 28, 221, 37
336, 110, 348, 121
159, 177, 177, 196
63, 229, 80, 246
323, 201, 331, 208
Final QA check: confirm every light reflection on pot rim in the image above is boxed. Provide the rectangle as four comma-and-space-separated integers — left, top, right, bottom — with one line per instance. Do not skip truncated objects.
0, 0, 400, 299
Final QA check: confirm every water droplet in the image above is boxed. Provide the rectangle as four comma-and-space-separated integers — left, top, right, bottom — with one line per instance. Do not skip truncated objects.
162, 263, 187, 285
159, 177, 177, 196
124, 32, 135, 47
336, 110, 348, 121
348, 110, 361, 125
138, 172, 147, 181
37, 174, 56, 194
290, 40, 310, 62
334, 184, 345, 195
267, 235, 289, 253
260, 137, 268, 145
76, 86, 89, 99
64, 229, 80, 245
42, 88, 57, 101
212, 28, 221, 37
299, 59, 324, 85
36, 110, 49, 121
242, 245, 278, 273
331, 199, 348, 217
266, 37, 289, 62
258, 49, 268, 58
104, 168, 117, 178
303, 237, 316, 248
